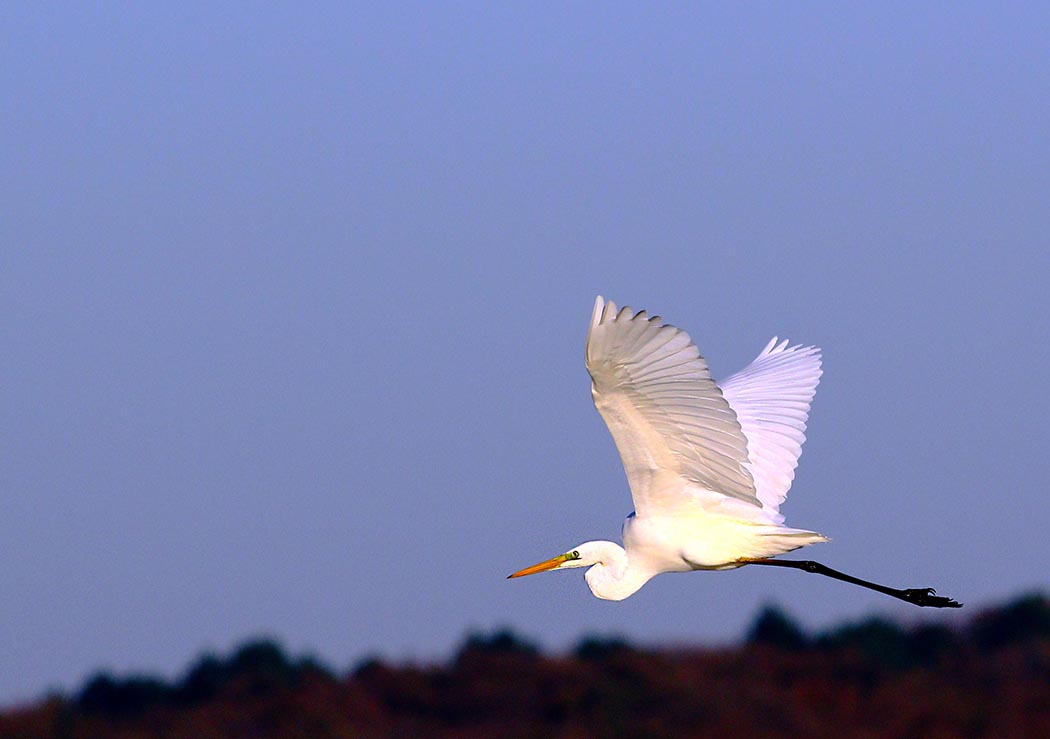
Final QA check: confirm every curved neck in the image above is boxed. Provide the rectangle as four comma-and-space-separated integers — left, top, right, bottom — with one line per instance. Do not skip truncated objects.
582, 541, 656, 601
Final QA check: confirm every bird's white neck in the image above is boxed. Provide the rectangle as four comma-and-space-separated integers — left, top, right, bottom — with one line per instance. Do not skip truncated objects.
581, 540, 657, 601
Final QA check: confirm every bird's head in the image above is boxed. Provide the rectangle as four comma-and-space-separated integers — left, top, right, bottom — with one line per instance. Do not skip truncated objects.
506, 542, 600, 579
506, 540, 646, 601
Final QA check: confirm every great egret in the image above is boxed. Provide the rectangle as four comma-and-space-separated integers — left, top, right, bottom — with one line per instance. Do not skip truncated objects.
509, 297, 960, 608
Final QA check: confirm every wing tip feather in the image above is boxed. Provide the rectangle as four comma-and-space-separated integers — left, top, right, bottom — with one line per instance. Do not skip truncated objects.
591, 295, 605, 327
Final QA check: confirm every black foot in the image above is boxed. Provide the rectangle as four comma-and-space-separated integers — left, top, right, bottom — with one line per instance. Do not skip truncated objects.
900, 588, 962, 608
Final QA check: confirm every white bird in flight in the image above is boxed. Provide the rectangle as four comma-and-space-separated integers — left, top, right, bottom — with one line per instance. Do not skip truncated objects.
509, 296, 960, 608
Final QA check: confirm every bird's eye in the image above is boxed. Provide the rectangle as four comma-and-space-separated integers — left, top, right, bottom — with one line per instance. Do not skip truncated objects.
572, 550, 580, 559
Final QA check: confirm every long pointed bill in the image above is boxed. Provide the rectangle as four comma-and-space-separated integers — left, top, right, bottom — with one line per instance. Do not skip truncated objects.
507, 553, 571, 579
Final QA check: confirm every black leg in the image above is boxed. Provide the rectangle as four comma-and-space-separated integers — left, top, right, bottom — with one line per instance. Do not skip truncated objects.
746, 558, 962, 608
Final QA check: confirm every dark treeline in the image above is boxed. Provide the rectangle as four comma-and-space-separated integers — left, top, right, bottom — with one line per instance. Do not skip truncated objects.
3, 592, 1049, 738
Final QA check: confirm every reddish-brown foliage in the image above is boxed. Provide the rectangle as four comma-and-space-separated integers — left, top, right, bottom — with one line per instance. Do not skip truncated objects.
3, 594, 1049, 739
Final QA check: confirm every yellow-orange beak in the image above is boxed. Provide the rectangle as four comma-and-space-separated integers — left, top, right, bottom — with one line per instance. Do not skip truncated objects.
507, 553, 571, 579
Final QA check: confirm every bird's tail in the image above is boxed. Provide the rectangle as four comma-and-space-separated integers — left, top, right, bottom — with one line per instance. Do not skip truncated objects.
758, 527, 829, 557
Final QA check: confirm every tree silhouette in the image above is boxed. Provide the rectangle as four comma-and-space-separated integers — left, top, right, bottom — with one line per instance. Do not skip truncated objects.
746, 604, 809, 650
6, 593, 1050, 739
573, 634, 635, 661
971, 592, 1050, 649
76, 673, 169, 716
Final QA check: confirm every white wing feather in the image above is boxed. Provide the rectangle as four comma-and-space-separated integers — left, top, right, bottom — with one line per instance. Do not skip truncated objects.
719, 338, 822, 522
585, 296, 757, 516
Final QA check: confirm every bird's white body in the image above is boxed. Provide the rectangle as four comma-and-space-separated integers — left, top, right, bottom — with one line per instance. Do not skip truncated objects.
510, 296, 827, 600
582, 511, 826, 601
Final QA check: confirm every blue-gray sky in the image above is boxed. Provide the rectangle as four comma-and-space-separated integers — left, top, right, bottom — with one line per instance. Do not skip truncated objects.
3, 2, 1049, 706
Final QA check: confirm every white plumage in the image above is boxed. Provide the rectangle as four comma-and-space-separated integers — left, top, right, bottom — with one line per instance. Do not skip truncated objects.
586, 296, 822, 525
509, 296, 960, 609
720, 336, 823, 521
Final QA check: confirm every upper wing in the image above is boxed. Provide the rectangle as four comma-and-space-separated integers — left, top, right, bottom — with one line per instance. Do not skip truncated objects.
719, 338, 822, 522
585, 296, 757, 516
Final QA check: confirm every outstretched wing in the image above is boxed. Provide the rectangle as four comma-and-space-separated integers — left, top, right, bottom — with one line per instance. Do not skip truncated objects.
719, 338, 822, 522
585, 296, 757, 516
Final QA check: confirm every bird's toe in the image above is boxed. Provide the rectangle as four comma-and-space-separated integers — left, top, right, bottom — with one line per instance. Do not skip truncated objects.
901, 587, 962, 608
